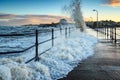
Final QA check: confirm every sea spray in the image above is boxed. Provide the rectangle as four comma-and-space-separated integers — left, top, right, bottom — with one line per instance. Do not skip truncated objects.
63, 0, 86, 32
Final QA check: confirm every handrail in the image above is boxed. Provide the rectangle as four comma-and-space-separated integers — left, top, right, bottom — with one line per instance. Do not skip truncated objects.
25, 48, 51, 64
0, 27, 76, 63
0, 33, 58, 54
0, 27, 75, 37
96, 27, 120, 45
0, 44, 35, 54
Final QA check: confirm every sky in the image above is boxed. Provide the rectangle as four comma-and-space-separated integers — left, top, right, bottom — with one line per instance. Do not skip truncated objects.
0, 0, 120, 26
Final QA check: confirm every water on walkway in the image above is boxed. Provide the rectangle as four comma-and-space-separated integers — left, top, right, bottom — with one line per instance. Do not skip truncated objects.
59, 28, 120, 80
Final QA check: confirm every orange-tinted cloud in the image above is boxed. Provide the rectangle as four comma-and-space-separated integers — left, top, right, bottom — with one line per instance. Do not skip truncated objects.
0, 13, 73, 26
102, 0, 120, 7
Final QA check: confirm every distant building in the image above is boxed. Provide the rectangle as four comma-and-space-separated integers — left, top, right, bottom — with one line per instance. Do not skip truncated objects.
59, 19, 68, 25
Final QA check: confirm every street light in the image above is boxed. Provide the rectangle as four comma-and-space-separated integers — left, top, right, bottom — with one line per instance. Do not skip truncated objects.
93, 9, 98, 37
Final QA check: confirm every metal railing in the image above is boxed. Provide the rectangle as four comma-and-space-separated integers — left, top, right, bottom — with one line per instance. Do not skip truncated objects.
0, 26, 76, 63
95, 26, 120, 45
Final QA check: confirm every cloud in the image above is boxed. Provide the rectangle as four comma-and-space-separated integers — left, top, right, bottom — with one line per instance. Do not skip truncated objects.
0, 13, 16, 19
102, 0, 120, 7
0, 13, 73, 26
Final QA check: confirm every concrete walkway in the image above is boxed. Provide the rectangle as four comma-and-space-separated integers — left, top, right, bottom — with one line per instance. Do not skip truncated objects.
58, 40, 120, 80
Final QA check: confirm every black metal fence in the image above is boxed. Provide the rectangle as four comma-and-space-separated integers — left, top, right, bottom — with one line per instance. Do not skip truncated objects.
95, 26, 120, 45
0, 26, 76, 63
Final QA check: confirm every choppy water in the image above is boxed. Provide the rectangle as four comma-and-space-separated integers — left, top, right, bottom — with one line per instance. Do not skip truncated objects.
0, 26, 54, 53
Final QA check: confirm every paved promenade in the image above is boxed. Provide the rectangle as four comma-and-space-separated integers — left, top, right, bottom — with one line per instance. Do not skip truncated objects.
59, 39, 120, 80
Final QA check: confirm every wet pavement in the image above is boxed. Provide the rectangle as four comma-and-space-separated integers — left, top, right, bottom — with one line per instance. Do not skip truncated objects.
58, 40, 120, 80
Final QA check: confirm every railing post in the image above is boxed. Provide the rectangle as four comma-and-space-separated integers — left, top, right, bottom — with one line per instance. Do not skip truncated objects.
114, 26, 117, 45
60, 27, 62, 35
35, 29, 39, 61
104, 27, 105, 39
52, 28, 54, 47
112, 27, 114, 43
97, 28, 98, 38
69, 27, 70, 37
107, 26, 109, 40
110, 27, 112, 41
65, 28, 67, 38
105, 26, 106, 39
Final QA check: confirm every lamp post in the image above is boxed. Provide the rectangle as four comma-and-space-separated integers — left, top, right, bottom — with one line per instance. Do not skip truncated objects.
93, 9, 98, 37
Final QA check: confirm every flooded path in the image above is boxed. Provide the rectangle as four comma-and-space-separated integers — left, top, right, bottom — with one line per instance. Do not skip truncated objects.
59, 39, 120, 80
